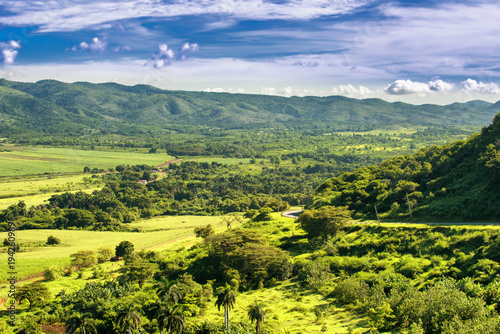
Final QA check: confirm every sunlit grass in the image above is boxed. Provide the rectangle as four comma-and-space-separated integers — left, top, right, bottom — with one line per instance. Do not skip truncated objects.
0, 215, 230, 282
0, 146, 174, 177
192, 280, 370, 333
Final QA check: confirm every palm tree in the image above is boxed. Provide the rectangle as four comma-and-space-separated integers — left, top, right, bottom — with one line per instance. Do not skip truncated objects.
148, 300, 185, 334
161, 303, 186, 334
247, 301, 266, 334
215, 284, 236, 330
65, 313, 98, 334
155, 278, 182, 303
116, 303, 142, 334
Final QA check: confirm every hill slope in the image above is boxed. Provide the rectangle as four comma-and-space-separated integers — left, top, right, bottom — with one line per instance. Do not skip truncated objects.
0, 79, 499, 138
310, 113, 500, 220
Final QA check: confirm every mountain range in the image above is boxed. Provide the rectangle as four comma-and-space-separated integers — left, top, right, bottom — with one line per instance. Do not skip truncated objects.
0, 79, 499, 137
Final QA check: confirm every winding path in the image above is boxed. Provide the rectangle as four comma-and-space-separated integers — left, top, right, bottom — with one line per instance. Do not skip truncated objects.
281, 209, 303, 219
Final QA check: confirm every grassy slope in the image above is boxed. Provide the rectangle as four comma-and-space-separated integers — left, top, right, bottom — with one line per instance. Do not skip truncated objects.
6, 214, 500, 333
0, 147, 175, 177
0, 215, 228, 283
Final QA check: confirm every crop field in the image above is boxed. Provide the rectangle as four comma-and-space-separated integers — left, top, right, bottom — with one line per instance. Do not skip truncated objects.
0, 146, 175, 177
0, 174, 103, 210
0, 215, 226, 283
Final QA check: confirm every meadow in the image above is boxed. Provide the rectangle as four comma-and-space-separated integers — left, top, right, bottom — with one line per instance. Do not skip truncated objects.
0, 174, 103, 210
0, 215, 234, 283
0, 146, 175, 177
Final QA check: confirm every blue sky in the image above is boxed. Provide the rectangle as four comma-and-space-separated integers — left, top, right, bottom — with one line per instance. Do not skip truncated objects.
0, 0, 499, 104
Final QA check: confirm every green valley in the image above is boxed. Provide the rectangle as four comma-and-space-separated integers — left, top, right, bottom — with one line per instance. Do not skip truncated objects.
0, 80, 499, 334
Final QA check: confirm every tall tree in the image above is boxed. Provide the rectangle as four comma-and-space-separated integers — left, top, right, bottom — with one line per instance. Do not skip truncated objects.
247, 301, 266, 334
65, 313, 97, 334
215, 284, 236, 330
16, 282, 50, 310
115, 240, 135, 258
148, 300, 185, 334
116, 304, 142, 334
298, 205, 352, 240
154, 278, 182, 304
118, 261, 158, 288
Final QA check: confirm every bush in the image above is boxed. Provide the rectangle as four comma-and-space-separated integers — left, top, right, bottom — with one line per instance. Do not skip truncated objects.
331, 277, 369, 305
298, 261, 331, 291
46, 235, 61, 245
43, 268, 59, 281
115, 240, 135, 257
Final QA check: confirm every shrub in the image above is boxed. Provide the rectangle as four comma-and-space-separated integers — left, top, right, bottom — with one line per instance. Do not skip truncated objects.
115, 240, 135, 257
43, 268, 59, 281
298, 261, 331, 291
331, 277, 369, 305
46, 235, 61, 245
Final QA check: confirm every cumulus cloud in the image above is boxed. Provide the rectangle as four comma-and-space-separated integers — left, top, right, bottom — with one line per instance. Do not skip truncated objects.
461, 78, 500, 95
331, 84, 373, 98
385, 79, 453, 95
147, 42, 199, 69
255, 86, 317, 97
204, 87, 246, 94
0, 40, 21, 65
72, 37, 107, 52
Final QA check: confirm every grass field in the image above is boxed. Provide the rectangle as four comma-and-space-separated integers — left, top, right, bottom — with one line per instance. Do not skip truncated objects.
0, 174, 104, 210
192, 280, 369, 333
0, 146, 175, 177
0, 215, 234, 283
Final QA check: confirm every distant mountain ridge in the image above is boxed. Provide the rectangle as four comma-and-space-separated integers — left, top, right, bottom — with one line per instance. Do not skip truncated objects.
0, 79, 499, 137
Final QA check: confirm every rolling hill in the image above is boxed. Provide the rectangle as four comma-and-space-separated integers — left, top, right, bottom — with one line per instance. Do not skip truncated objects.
0, 79, 499, 139
309, 112, 500, 220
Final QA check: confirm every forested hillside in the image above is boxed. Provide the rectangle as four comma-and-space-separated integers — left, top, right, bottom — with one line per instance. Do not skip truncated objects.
1, 79, 499, 140
310, 113, 500, 220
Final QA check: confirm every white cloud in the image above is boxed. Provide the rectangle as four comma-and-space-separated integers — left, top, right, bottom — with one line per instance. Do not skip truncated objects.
334, 2, 500, 82
461, 79, 500, 95
0, 0, 373, 33
0, 40, 21, 65
255, 86, 317, 97
72, 37, 107, 52
385, 79, 453, 95
331, 84, 374, 98
204, 87, 246, 94
146, 42, 199, 69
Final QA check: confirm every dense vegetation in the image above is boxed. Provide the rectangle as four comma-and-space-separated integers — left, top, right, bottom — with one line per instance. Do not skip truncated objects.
0, 79, 498, 143
0, 160, 341, 231
6, 217, 500, 333
311, 113, 500, 221
1, 80, 499, 333
2, 113, 497, 232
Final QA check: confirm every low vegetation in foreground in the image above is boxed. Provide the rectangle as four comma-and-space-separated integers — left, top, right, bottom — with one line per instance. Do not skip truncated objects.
4, 215, 500, 333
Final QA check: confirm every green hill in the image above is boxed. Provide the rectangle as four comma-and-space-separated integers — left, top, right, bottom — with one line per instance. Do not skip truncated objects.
0, 79, 499, 139
309, 113, 500, 220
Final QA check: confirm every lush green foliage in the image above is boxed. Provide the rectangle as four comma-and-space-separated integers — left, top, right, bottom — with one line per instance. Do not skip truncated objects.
115, 241, 135, 258
1, 79, 497, 142
311, 113, 500, 220
16, 282, 50, 310
297, 206, 352, 240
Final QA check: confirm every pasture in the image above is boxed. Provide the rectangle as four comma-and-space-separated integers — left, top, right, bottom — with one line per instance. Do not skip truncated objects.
194, 281, 369, 333
0, 215, 230, 283
0, 146, 175, 177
